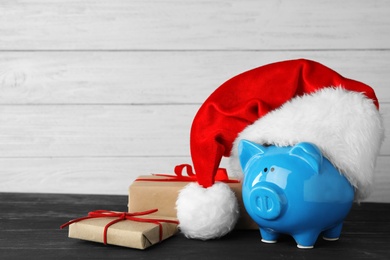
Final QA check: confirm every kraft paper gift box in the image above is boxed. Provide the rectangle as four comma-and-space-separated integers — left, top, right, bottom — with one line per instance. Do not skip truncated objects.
60, 209, 179, 250
128, 166, 258, 230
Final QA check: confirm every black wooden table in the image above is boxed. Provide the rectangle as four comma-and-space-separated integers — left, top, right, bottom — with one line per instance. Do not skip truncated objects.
0, 192, 389, 259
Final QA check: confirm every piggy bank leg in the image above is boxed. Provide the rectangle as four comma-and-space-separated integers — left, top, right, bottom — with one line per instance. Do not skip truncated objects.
259, 227, 279, 244
322, 222, 343, 241
293, 231, 320, 249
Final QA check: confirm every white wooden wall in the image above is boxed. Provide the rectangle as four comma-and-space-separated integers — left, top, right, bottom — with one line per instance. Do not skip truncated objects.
0, 0, 389, 202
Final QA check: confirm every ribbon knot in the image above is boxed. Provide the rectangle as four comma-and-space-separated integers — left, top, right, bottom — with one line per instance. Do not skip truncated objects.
136, 164, 240, 183
60, 209, 179, 245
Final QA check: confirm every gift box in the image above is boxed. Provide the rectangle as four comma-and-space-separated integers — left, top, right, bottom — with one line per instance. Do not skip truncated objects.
60, 209, 179, 250
128, 165, 258, 230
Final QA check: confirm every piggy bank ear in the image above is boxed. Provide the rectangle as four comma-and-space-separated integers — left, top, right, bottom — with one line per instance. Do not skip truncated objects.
290, 142, 323, 174
238, 140, 267, 173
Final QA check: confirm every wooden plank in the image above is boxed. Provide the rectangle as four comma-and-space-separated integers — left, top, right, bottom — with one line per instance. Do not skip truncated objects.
0, 104, 389, 157
0, 157, 190, 195
0, 0, 389, 50
0, 104, 388, 157
0, 105, 196, 157
368, 155, 390, 203
0, 193, 389, 259
0, 155, 388, 202
0, 50, 389, 104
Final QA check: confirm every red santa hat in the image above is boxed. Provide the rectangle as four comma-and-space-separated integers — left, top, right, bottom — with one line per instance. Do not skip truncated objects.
176, 59, 384, 240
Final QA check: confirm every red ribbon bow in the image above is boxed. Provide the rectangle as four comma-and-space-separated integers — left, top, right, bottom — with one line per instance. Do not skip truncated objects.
60, 209, 179, 245
136, 164, 240, 183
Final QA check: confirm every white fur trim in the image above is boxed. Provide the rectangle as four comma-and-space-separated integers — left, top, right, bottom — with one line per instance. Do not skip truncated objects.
229, 87, 384, 200
176, 182, 239, 240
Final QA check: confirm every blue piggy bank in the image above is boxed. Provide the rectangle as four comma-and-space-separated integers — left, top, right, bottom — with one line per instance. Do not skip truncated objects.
239, 140, 354, 249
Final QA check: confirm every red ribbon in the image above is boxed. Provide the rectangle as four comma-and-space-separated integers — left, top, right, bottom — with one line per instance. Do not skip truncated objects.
60, 209, 179, 245
136, 164, 240, 183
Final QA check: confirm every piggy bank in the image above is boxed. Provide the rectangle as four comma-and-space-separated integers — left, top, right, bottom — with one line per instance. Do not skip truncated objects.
238, 140, 354, 249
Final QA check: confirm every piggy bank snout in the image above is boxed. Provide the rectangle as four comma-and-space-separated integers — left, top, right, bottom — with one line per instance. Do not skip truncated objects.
248, 183, 286, 220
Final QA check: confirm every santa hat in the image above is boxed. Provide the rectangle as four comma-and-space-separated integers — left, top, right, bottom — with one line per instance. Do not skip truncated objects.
176, 59, 384, 240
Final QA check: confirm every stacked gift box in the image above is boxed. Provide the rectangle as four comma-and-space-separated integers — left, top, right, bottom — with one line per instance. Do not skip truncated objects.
61, 165, 257, 250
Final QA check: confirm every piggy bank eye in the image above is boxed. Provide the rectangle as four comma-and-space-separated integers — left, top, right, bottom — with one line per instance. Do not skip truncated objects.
270, 167, 275, 172
264, 168, 268, 172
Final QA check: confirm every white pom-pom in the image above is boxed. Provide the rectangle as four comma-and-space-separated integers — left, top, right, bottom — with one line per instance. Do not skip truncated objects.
176, 182, 239, 240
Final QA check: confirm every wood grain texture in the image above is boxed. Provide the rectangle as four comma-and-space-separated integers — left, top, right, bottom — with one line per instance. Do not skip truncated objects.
1, 193, 389, 259
0, 105, 195, 157
0, 0, 389, 50
0, 104, 389, 157
0, 51, 389, 104
0, 157, 190, 195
